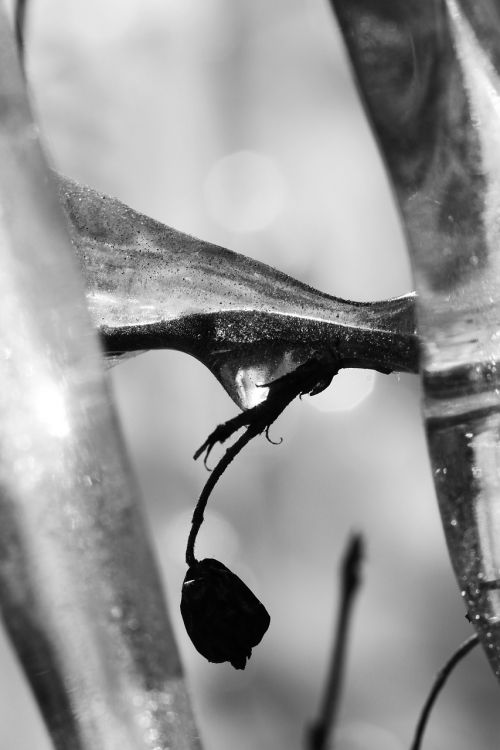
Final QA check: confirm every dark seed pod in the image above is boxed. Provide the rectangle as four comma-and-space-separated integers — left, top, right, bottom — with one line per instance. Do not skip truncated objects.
180, 558, 270, 670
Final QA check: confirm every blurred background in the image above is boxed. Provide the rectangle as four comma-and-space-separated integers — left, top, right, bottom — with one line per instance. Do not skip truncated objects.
2, 0, 500, 748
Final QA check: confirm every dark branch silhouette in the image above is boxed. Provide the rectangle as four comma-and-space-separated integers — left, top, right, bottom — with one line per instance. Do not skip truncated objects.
307, 534, 364, 750
187, 351, 341, 566
410, 634, 479, 750
15, 0, 27, 64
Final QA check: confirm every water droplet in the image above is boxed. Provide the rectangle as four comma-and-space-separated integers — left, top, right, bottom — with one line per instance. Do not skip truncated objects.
233, 365, 269, 409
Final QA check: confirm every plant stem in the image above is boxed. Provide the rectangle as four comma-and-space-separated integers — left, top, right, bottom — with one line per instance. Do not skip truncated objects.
308, 534, 364, 750
15, 0, 27, 64
410, 634, 479, 750
187, 353, 341, 566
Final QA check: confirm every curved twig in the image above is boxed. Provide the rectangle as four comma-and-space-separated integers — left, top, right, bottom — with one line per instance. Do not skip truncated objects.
56, 175, 418, 412
187, 351, 341, 565
410, 634, 479, 750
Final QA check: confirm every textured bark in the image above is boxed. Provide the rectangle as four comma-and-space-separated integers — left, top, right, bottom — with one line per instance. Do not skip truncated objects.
58, 174, 418, 410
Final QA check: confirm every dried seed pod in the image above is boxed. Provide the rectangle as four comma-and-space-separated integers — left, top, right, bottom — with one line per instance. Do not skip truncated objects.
180, 558, 270, 670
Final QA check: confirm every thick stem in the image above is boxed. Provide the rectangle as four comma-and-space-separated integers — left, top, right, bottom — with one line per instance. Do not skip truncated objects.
57, 175, 418, 410
0, 9, 201, 749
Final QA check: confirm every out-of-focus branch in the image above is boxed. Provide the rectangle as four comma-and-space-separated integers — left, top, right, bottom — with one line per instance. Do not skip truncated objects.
14, 0, 27, 63
308, 534, 364, 750
0, 6, 201, 749
58, 175, 419, 410
188, 351, 341, 565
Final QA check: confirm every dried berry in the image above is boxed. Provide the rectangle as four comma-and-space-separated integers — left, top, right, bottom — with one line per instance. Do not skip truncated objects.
180, 558, 270, 670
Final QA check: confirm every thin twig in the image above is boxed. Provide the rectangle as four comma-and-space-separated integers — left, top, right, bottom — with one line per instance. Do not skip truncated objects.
308, 534, 364, 750
410, 633, 479, 750
186, 426, 259, 566
186, 351, 341, 565
194, 350, 340, 467
15, 0, 28, 65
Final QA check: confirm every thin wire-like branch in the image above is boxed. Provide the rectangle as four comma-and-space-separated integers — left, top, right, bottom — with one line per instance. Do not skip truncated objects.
15, 0, 27, 65
186, 352, 341, 566
410, 634, 479, 750
186, 426, 259, 566
308, 534, 364, 750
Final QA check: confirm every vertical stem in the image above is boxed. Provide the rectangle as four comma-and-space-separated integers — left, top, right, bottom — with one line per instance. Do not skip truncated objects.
308, 535, 364, 750
15, 0, 27, 65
